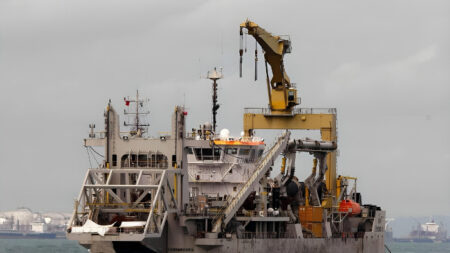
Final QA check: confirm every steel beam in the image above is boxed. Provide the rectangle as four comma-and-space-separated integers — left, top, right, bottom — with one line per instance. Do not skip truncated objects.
243, 111, 337, 198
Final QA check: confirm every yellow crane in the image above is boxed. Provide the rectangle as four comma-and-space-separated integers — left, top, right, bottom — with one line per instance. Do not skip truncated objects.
240, 20, 338, 200
240, 20, 298, 112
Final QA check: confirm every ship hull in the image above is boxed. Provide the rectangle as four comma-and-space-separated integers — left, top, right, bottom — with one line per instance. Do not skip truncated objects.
83, 234, 385, 253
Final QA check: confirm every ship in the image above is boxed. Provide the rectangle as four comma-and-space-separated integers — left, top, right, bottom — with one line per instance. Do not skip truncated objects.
66, 20, 386, 253
0, 207, 69, 239
384, 218, 394, 243
409, 219, 447, 242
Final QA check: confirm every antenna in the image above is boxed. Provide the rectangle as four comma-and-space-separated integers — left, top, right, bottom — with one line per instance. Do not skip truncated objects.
123, 90, 150, 136
207, 67, 223, 133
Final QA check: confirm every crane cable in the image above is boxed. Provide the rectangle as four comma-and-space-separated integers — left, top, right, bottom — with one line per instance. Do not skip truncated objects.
84, 146, 103, 168
85, 147, 94, 169
255, 40, 258, 81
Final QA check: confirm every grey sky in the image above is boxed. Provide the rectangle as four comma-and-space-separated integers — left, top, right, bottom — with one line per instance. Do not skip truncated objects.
0, 0, 449, 217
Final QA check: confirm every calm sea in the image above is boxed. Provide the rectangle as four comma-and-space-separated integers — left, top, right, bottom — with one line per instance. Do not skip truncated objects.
0, 239, 449, 253
0, 239, 87, 253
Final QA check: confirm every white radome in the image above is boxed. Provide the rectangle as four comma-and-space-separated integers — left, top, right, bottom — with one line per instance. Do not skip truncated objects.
219, 129, 230, 140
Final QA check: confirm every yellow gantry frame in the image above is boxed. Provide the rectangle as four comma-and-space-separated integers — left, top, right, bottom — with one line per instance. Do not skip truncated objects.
243, 112, 337, 198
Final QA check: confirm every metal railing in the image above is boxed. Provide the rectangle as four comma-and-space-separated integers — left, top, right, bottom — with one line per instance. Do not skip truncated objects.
237, 210, 288, 218
238, 232, 296, 239
211, 131, 290, 232
102, 226, 146, 235
244, 107, 337, 115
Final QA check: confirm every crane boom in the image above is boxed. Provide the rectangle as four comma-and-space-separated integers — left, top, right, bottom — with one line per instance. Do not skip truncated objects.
241, 20, 338, 199
240, 20, 298, 112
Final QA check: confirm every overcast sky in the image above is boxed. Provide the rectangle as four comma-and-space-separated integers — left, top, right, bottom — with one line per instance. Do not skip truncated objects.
0, 0, 449, 217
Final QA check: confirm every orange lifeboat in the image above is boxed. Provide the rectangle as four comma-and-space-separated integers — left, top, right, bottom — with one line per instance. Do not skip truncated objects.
338, 199, 361, 216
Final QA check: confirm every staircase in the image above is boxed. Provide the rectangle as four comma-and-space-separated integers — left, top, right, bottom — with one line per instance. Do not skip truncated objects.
212, 131, 290, 232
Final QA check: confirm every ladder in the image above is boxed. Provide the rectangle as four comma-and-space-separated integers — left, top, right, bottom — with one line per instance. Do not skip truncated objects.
212, 131, 290, 232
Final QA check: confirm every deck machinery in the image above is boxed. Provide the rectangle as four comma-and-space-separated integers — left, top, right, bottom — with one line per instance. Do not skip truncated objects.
66, 20, 386, 253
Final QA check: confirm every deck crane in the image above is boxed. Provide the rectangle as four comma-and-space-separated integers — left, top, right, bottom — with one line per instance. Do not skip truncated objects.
240, 20, 299, 112
240, 19, 339, 201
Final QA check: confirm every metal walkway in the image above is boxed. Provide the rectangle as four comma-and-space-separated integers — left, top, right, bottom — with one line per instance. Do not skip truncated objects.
212, 131, 291, 232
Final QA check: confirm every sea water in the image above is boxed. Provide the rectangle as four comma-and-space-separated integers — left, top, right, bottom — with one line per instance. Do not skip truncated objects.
0, 239, 449, 253
387, 242, 450, 253
0, 239, 87, 253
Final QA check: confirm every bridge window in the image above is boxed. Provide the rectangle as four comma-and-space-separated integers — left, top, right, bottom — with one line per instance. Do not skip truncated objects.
193, 148, 221, 161
202, 148, 213, 159
121, 152, 168, 168
214, 148, 220, 158
225, 148, 238, 155
249, 149, 256, 161
112, 154, 117, 166
121, 154, 129, 166
172, 155, 177, 167
239, 149, 250, 156
194, 148, 201, 160
257, 149, 264, 158
138, 155, 147, 167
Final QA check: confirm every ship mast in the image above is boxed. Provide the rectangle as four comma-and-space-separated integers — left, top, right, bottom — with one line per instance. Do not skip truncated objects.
207, 67, 223, 133
124, 90, 150, 136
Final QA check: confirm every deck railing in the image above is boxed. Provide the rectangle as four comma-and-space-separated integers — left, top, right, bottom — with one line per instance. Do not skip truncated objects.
244, 107, 337, 115
238, 232, 296, 239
